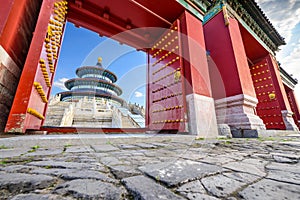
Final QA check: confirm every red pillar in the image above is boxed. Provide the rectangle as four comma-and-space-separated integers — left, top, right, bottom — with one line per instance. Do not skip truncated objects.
0, 0, 42, 132
0, 0, 19, 131
286, 89, 300, 128
204, 11, 265, 130
180, 11, 218, 137
5, 0, 59, 132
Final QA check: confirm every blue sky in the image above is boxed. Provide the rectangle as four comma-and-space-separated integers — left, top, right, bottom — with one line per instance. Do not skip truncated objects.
52, 22, 146, 107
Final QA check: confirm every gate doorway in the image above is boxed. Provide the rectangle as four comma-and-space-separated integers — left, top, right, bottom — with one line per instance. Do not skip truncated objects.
6, 0, 207, 134
43, 21, 147, 131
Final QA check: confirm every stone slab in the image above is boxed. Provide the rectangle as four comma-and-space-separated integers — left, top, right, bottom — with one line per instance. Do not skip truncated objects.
0, 149, 27, 158
1, 165, 38, 173
199, 155, 235, 165
223, 161, 266, 177
242, 158, 269, 166
91, 144, 119, 152
265, 162, 300, 174
55, 179, 123, 199
267, 169, 300, 185
139, 160, 222, 187
0, 172, 54, 193
222, 172, 260, 184
150, 142, 169, 147
271, 153, 300, 160
24, 148, 63, 157
135, 143, 157, 149
273, 155, 298, 163
65, 146, 93, 153
11, 194, 73, 200
122, 175, 184, 200
30, 168, 116, 183
239, 179, 300, 200
179, 152, 207, 161
271, 152, 299, 163
99, 156, 124, 166
109, 165, 141, 179
176, 180, 207, 194
278, 141, 300, 148
175, 180, 220, 200
118, 144, 138, 150
201, 174, 245, 198
27, 161, 93, 169
185, 193, 220, 200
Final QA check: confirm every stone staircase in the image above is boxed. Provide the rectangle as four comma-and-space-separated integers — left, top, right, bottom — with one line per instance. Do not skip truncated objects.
72, 100, 113, 127
72, 110, 113, 127
44, 98, 145, 128
112, 107, 145, 128
43, 102, 72, 126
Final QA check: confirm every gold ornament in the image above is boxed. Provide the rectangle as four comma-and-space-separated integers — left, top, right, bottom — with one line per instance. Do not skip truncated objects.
269, 93, 276, 100
174, 71, 181, 82
98, 57, 102, 63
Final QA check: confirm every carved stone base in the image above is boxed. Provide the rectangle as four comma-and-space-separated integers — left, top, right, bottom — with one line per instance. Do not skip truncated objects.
215, 94, 266, 130
186, 94, 218, 138
281, 110, 299, 131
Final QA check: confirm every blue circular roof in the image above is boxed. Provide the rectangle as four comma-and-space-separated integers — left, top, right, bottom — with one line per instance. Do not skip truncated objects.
76, 66, 117, 83
64, 78, 122, 95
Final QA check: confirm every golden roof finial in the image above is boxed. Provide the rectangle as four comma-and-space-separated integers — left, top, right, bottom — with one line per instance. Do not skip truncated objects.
98, 57, 102, 63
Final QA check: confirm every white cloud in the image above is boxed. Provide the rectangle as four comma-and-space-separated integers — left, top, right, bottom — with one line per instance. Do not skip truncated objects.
53, 78, 69, 91
256, 0, 300, 101
256, 0, 300, 42
134, 91, 143, 98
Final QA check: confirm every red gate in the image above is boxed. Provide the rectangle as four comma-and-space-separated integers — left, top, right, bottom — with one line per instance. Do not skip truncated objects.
250, 58, 285, 129
5, 0, 189, 133
147, 20, 188, 132
5, 0, 67, 132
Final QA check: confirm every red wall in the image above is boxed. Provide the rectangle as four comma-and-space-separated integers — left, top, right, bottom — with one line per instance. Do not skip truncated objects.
0, 0, 14, 36
228, 18, 256, 97
0, 0, 42, 132
180, 11, 212, 97
204, 12, 256, 99
0, 0, 42, 67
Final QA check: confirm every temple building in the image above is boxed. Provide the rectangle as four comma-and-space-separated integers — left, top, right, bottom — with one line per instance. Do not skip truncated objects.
44, 58, 145, 128
1, 0, 300, 136
59, 57, 124, 105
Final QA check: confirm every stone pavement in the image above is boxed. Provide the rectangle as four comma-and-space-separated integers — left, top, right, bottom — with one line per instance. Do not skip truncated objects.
0, 133, 299, 199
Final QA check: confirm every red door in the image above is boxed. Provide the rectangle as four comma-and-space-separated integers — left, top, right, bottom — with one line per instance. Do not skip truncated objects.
147, 20, 188, 132
5, 0, 67, 133
250, 59, 285, 129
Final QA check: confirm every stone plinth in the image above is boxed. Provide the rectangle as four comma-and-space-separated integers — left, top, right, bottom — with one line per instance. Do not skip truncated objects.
215, 94, 265, 130
281, 110, 299, 131
186, 94, 218, 137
